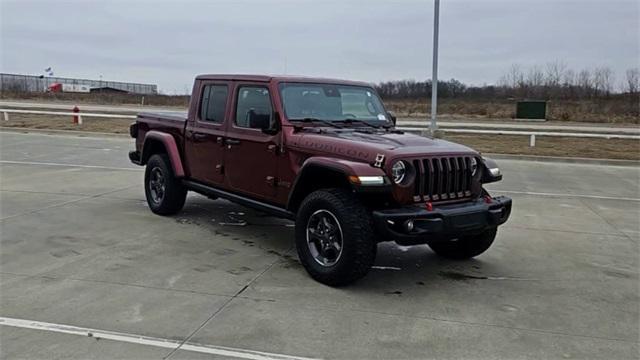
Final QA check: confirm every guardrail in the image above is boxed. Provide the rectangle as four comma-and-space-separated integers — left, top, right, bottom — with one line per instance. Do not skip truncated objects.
1, 108, 639, 145
1, 108, 135, 125
398, 120, 640, 135
397, 127, 640, 140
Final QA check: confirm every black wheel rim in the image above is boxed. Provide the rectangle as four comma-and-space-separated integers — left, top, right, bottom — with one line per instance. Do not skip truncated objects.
306, 209, 343, 267
149, 167, 166, 204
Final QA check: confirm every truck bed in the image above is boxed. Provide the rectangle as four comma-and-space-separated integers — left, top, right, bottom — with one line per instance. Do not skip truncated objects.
138, 111, 188, 122
135, 111, 189, 158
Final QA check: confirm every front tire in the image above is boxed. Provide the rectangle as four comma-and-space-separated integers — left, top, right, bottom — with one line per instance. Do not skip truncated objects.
144, 154, 187, 215
428, 228, 497, 260
295, 189, 377, 286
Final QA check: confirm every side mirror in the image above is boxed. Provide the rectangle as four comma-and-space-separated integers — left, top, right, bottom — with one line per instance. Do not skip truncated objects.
264, 111, 282, 135
387, 111, 397, 126
248, 110, 279, 135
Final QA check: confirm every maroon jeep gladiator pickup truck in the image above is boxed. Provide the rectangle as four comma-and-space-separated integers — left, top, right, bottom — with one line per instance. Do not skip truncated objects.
129, 74, 511, 286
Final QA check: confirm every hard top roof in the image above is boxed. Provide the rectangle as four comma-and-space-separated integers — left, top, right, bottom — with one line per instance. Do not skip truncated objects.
195, 74, 372, 87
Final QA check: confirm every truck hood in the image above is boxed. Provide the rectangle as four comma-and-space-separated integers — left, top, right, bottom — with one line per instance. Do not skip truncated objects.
295, 129, 478, 164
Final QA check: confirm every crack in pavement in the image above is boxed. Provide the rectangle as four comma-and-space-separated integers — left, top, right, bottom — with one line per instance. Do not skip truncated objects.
162, 247, 294, 359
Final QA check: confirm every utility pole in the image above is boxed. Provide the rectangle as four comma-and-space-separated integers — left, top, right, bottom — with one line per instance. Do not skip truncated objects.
430, 0, 440, 134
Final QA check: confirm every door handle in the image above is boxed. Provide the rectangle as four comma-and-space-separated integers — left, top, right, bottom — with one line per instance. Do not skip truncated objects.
225, 138, 241, 145
192, 133, 207, 141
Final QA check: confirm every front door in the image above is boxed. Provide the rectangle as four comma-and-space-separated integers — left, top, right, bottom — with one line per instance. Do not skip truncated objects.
223, 83, 280, 202
184, 82, 229, 185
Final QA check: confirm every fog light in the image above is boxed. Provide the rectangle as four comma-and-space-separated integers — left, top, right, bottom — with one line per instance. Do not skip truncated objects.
404, 220, 414, 232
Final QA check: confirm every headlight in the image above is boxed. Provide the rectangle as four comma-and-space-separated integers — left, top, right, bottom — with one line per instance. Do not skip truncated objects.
391, 161, 406, 184
348, 176, 385, 185
470, 157, 478, 176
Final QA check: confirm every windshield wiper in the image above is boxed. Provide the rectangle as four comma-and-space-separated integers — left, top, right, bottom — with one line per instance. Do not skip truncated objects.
289, 118, 343, 128
334, 119, 383, 129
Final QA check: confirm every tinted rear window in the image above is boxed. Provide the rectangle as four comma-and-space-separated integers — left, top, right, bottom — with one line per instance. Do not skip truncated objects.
200, 85, 228, 123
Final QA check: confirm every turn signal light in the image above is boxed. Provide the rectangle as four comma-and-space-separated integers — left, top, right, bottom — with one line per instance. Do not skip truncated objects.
425, 202, 433, 211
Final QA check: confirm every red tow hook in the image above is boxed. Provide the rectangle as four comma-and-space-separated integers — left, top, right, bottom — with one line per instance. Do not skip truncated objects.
484, 195, 493, 204
425, 201, 433, 211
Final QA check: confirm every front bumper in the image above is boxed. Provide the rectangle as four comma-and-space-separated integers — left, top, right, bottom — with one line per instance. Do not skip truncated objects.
372, 196, 512, 245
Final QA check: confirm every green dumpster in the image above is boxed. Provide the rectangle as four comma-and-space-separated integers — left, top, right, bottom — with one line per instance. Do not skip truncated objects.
516, 101, 546, 120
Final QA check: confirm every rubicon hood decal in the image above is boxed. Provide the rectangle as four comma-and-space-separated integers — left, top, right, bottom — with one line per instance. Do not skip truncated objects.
296, 129, 477, 163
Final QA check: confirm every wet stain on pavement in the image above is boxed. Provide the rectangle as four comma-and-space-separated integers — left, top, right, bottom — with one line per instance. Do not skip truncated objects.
193, 263, 217, 273
175, 218, 200, 225
281, 254, 301, 268
214, 248, 237, 256
384, 290, 403, 295
226, 266, 253, 275
438, 271, 488, 281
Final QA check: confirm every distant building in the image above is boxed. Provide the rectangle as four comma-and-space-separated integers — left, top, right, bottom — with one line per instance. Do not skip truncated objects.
89, 86, 128, 94
0, 73, 158, 95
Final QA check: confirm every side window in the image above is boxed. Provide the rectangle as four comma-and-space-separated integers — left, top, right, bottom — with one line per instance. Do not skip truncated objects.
199, 85, 228, 123
235, 86, 272, 129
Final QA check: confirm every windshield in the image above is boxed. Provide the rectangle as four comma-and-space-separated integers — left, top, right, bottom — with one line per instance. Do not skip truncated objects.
279, 82, 390, 124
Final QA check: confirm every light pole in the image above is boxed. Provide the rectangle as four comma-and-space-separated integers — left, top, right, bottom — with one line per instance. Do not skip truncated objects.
430, 0, 440, 134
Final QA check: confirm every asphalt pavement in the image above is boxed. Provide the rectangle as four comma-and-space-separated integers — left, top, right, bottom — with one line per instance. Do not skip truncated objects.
0, 130, 638, 359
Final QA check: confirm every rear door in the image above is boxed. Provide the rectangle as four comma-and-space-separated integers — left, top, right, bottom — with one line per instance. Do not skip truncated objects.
184, 81, 229, 185
223, 82, 280, 201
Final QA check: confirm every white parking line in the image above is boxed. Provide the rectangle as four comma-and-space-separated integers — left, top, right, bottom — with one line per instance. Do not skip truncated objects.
0, 317, 319, 360
0, 160, 141, 172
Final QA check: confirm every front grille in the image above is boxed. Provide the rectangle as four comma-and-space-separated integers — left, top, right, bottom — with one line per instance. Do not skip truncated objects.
412, 156, 475, 202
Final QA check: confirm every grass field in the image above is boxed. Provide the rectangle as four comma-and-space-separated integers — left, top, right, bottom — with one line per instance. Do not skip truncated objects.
3, 91, 638, 124
2, 114, 638, 160
384, 97, 640, 124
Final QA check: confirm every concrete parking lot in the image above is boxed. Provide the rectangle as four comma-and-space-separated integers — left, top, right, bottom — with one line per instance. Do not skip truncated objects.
0, 130, 638, 359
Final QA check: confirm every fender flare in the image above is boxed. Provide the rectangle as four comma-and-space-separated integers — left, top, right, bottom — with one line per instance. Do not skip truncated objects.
141, 131, 185, 177
480, 157, 502, 183
287, 157, 387, 211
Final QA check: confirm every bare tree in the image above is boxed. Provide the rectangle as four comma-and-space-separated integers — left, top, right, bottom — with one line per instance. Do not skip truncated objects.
593, 67, 614, 96
625, 68, 639, 94
544, 61, 567, 98
527, 66, 544, 86
544, 61, 566, 87
499, 64, 525, 91
577, 69, 592, 97
562, 69, 576, 99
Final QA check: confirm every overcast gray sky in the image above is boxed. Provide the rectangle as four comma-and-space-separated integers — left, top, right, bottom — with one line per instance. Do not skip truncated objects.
1, 0, 638, 93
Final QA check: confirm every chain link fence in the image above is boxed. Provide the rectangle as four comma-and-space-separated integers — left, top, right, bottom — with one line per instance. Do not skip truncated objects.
0, 73, 157, 95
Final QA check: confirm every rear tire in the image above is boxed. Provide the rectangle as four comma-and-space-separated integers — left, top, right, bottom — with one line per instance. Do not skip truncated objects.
295, 188, 376, 286
144, 154, 187, 215
428, 228, 497, 260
